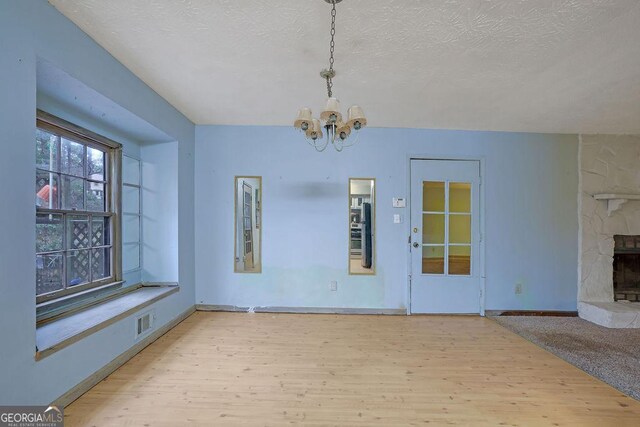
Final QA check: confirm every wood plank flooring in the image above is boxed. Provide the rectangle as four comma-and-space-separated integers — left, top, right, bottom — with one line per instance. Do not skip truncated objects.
65, 312, 640, 426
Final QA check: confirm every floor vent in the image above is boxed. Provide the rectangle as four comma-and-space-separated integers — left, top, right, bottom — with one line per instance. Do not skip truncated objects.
135, 310, 155, 338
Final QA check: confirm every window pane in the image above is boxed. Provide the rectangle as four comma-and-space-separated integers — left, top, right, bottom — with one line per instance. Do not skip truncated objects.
123, 214, 140, 244
36, 171, 59, 209
36, 254, 64, 295
123, 185, 140, 214
61, 138, 85, 177
123, 156, 140, 186
422, 246, 444, 274
87, 146, 105, 181
91, 247, 110, 281
86, 181, 105, 211
92, 216, 110, 246
450, 182, 471, 213
423, 213, 445, 244
36, 130, 58, 172
67, 215, 90, 249
449, 245, 471, 275
123, 243, 140, 271
67, 249, 90, 287
61, 175, 84, 210
36, 213, 63, 253
449, 214, 471, 244
423, 181, 444, 212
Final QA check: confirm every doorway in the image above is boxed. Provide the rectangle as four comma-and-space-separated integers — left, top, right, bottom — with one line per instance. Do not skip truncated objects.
410, 159, 482, 314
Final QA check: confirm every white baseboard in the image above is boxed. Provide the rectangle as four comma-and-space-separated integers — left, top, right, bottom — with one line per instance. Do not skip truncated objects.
196, 304, 407, 315
53, 305, 196, 408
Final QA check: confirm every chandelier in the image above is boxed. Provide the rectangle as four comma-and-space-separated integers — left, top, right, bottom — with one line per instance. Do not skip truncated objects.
293, 0, 367, 152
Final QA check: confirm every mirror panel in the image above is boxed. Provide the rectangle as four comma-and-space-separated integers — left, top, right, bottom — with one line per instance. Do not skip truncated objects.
234, 176, 262, 273
349, 178, 375, 275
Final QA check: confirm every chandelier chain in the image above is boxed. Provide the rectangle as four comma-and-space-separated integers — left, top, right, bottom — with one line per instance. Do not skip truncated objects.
326, 1, 337, 97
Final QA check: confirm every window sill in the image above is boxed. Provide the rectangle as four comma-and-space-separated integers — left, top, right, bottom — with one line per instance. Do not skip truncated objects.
35, 283, 178, 361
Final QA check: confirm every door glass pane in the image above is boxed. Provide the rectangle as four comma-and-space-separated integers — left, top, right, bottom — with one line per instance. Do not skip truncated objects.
61, 138, 85, 177
449, 214, 471, 244
449, 245, 471, 275
423, 214, 444, 244
36, 254, 64, 295
36, 213, 63, 253
423, 181, 445, 212
449, 182, 471, 213
67, 249, 90, 287
422, 246, 444, 274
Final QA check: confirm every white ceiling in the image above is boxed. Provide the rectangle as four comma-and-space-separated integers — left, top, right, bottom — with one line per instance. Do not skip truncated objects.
49, 0, 640, 134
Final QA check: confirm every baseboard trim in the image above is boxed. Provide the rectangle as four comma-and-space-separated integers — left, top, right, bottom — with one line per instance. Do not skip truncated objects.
486, 310, 578, 317
53, 305, 196, 408
196, 304, 407, 315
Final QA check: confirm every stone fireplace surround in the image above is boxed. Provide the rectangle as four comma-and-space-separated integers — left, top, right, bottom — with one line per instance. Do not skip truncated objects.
578, 135, 640, 328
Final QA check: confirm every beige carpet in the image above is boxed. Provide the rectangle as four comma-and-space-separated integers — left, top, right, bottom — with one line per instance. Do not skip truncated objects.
492, 316, 640, 400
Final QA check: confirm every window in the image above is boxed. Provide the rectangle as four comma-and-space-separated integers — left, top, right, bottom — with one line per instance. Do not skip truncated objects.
421, 181, 472, 275
123, 155, 142, 272
36, 111, 122, 303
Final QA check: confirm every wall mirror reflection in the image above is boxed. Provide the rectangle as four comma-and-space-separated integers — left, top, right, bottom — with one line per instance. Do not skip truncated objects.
234, 176, 262, 273
349, 178, 375, 275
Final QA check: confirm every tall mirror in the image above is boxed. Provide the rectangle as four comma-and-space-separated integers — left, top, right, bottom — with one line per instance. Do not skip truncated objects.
235, 176, 262, 273
349, 178, 375, 275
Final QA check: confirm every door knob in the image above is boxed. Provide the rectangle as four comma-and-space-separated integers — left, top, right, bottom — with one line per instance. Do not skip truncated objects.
413, 242, 419, 248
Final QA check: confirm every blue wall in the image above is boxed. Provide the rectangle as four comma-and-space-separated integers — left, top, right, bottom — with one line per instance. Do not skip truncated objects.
195, 126, 578, 311
0, 1, 195, 405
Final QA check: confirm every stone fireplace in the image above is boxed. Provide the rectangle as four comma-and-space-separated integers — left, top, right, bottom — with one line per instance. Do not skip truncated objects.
613, 235, 640, 301
578, 135, 640, 328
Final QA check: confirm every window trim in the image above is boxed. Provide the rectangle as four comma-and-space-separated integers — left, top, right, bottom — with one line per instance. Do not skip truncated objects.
36, 110, 123, 304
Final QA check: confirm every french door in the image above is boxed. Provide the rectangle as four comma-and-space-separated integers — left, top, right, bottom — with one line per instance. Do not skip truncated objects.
410, 159, 481, 314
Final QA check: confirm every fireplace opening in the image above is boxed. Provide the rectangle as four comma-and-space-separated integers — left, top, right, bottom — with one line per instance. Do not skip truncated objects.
613, 235, 640, 302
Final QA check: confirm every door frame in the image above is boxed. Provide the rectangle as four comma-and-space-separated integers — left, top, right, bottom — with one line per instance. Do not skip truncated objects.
405, 155, 486, 316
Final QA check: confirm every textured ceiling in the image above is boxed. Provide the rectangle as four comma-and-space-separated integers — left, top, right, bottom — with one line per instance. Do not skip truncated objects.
49, 0, 640, 133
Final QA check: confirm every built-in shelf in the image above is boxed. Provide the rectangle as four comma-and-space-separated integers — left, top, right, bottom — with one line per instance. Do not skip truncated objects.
593, 193, 640, 216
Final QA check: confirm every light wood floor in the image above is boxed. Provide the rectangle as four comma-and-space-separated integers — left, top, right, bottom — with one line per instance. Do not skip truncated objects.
66, 312, 640, 426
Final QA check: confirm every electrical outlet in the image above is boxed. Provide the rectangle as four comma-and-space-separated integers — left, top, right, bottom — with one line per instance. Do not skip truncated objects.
330, 280, 337, 291
515, 283, 523, 295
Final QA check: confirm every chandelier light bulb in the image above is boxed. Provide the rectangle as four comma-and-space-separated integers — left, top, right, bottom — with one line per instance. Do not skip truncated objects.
320, 97, 342, 124
347, 105, 367, 130
294, 107, 313, 130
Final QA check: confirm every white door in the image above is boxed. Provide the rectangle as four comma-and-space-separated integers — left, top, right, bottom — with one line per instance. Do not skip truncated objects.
410, 160, 481, 314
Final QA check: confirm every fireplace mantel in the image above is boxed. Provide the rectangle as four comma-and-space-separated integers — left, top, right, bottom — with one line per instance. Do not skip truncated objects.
593, 193, 640, 216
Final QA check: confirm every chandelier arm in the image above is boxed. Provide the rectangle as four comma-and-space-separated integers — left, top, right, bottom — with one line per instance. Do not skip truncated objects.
316, 137, 329, 152
340, 130, 360, 148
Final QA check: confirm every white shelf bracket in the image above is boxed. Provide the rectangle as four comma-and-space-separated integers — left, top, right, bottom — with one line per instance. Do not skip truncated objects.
593, 193, 640, 217
605, 198, 627, 216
